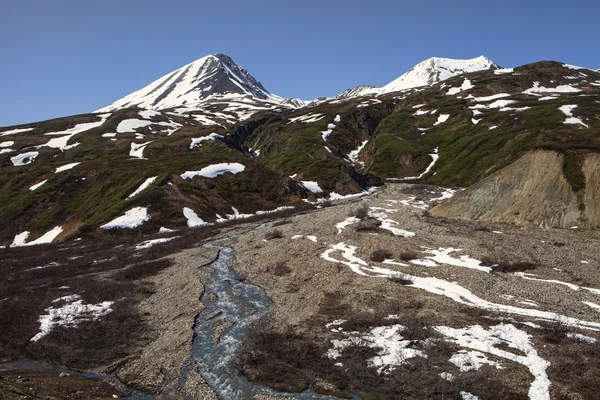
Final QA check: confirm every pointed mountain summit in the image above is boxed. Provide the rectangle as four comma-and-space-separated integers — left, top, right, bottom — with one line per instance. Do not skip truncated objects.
381, 56, 500, 93
337, 56, 500, 98
96, 54, 283, 112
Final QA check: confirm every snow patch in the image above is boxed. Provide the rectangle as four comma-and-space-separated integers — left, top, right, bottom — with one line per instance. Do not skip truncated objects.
190, 133, 224, 149
29, 179, 48, 191
30, 295, 113, 342
55, 162, 80, 173
183, 207, 209, 228
180, 163, 245, 179
436, 324, 550, 400
128, 176, 157, 198
10, 151, 39, 166
100, 207, 149, 229
301, 181, 323, 194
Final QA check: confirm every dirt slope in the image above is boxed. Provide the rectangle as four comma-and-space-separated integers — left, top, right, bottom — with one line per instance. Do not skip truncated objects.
429, 150, 591, 228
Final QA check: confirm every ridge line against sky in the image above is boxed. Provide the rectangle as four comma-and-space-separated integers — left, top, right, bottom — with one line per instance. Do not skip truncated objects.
1, 0, 599, 126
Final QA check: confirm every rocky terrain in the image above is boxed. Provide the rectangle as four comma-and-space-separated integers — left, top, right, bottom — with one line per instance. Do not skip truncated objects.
1, 54, 599, 399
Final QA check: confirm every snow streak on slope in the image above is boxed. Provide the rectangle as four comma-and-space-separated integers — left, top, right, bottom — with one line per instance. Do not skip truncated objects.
381, 56, 499, 94
95, 54, 285, 112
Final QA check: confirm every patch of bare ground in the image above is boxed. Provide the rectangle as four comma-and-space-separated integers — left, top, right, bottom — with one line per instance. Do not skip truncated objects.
234, 183, 600, 398
0, 370, 122, 400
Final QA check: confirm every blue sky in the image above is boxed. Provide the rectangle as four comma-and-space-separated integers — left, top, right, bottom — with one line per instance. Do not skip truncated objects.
1, 0, 599, 126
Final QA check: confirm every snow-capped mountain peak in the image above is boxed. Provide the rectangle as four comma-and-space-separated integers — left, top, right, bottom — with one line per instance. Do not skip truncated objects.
380, 56, 500, 93
95, 54, 284, 112
334, 56, 500, 99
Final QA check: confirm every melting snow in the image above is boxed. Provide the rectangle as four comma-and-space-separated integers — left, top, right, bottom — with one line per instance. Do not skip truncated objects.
469, 93, 511, 102
116, 119, 154, 133
326, 323, 426, 374
321, 122, 336, 141
436, 324, 550, 400
288, 113, 325, 124
128, 176, 157, 198
135, 237, 176, 250
10, 151, 39, 166
0, 140, 14, 147
30, 295, 113, 342
130, 141, 152, 159
412, 247, 490, 272
301, 181, 323, 193
400, 147, 439, 180
524, 82, 581, 95
449, 350, 502, 371
0, 127, 34, 136
55, 162, 80, 173
100, 207, 149, 229
566, 333, 598, 344
434, 114, 450, 126
29, 179, 48, 191
180, 162, 245, 179
336, 217, 359, 234
558, 105, 588, 127
190, 133, 224, 149
321, 243, 600, 331
447, 79, 474, 95
183, 207, 208, 227
494, 68, 514, 74
42, 114, 110, 150
347, 140, 368, 165
11, 226, 63, 247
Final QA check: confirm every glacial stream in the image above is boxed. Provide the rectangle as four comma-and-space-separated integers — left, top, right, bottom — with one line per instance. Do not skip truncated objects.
192, 232, 356, 400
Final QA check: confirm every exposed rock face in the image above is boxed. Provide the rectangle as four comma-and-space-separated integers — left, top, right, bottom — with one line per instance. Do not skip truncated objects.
430, 151, 588, 228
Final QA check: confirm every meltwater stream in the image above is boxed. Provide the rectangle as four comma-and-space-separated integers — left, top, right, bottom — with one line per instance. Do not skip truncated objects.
192, 232, 354, 400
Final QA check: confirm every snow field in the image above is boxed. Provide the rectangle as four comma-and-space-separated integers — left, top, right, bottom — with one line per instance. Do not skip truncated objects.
180, 162, 245, 180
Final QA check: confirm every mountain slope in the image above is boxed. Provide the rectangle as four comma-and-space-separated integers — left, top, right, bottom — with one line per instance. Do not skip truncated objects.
95, 54, 284, 113
1, 59, 600, 245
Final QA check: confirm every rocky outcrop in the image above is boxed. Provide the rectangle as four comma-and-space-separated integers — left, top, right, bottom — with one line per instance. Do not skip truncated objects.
429, 150, 599, 228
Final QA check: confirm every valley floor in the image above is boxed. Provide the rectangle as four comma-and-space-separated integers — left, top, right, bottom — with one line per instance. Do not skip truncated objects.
2, 183, 600, 399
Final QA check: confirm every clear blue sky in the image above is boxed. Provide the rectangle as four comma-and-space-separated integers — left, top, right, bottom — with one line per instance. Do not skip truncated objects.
1, 0, 599, 127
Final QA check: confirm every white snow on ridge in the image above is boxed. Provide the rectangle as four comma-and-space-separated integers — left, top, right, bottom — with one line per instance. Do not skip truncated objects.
10, 151, 39, 166
128, 176, 157, 198
302, 181, 323, 194
0, 141, 14, 147
494, 68, 514, 75
0, 127, 34, 136
190, 133, 224, 149
381, 56, 499, 94
139, 110, 161, 119
55, 162, 80, 173
180, 163, 245, 180
30, 295, 113, 342
100, 207, 150, 229
42, 114, 110, 151
524, 82, 581, 95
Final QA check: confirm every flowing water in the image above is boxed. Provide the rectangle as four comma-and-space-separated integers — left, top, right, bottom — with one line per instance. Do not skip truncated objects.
191, 232, 358, 400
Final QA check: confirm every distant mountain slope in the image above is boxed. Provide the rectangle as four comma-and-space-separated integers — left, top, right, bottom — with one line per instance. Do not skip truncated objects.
95, 54, 285, 112
1, 59, 600, 245
336, 56, 500, 99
